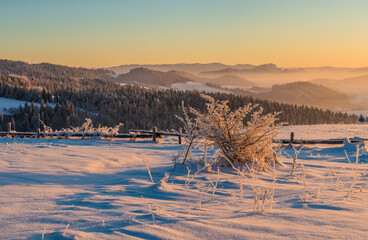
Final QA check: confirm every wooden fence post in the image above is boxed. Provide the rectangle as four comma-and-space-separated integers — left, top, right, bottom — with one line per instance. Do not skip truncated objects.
290, 132, 295, 144
152, 126, 157, 142
178, 127, 183, 144
7, 122, 12, 138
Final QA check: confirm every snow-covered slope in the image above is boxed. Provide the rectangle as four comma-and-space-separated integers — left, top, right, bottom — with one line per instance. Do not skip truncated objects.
0, 124, 367, 239
0, 97, 41, 115
171, 82, 232, 94
0, 97, 57, 115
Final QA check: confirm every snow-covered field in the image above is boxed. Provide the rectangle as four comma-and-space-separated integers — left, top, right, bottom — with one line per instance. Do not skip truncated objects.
171, 82, 232, 94
1, 124, 368, 239
345, 109, 368, 118
279, 124, 368, 139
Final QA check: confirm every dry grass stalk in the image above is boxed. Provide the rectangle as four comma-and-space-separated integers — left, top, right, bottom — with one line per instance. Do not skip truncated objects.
142, 159, 154, 183
290, 146, 303, 176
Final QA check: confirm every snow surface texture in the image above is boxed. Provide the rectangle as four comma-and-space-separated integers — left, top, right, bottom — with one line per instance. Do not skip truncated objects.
0, 124, 367, 239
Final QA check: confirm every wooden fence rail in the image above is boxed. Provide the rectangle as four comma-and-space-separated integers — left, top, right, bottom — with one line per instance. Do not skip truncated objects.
273, 132, 368, 145
0, 124, 184, 143
0, 124, 366, 145
273, 139, 366, 144
129, 129, 185, 137
0, 131, 153, 139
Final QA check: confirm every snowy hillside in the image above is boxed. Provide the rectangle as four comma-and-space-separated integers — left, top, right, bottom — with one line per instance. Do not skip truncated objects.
0, 97, 42, 115
171, 82, 232, 94
0, 124, 367, 239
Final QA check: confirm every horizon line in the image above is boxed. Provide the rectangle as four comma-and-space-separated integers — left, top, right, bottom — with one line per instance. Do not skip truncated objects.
2, 58, 368, 70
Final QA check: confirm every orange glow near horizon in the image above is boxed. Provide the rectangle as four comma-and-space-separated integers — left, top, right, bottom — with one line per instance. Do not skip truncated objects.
1, 1, 368, 69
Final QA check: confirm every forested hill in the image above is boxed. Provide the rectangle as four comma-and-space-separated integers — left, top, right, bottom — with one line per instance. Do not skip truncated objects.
256, 81, 351, 110
0, 60, 358, 132
113, 68, 191, 87
0, 59, 112, 79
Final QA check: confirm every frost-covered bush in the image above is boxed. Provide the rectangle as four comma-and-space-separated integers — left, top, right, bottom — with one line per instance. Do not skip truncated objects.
41, 118, 123, 135
61, 118, 122, 134
183, 94, 281, 168
61, 118, 123, 135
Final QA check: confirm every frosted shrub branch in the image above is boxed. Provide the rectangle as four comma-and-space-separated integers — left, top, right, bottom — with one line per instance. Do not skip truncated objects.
176, 101, 201, 164
179, 94, 282, 169
40, 120, 53, 133
344, 146, 364, 199
40, 118, 123, 136
142, 159, 154, 183
61, 118, 123, 135
290, 146, 303, 176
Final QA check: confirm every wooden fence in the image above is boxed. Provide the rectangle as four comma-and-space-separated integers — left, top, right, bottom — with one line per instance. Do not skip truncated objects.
0, 123, 366, 145
273, 132, 367, 144
0, 123, 183, 143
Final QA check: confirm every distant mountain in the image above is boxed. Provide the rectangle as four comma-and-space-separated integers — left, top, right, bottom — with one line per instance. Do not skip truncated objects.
208, 75, 256, 87
351, 67, 368, 73
295, 66, 352, 72
108, 63, 368, 91
310, 74, 368, 94
233, 64, 257, 69
108, 62, 368, 76
251, 63, 281, 72
228, 86, 270, 96
340, 74, 368, 87
248, 86, 270, 93
225, 81, 355, 110
255, 81, 352, 110
168, 70, 256, 87
166, 70, 203, 80
199, 63, 296, 76
108, 63, 255, 75
112, 68, 191, 87
199, 68, 241, 76
309, 78, 337, 86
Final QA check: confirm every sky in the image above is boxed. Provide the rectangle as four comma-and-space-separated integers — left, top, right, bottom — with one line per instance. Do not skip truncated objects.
1, 0, 368, 68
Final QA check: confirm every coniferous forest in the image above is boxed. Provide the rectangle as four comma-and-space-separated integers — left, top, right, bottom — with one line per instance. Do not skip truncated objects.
0, 60, 358, 132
